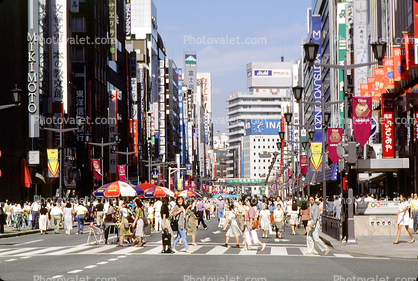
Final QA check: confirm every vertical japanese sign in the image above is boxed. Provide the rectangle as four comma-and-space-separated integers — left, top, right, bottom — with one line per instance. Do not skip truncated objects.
109, 0, 117, 61
52, 0, 68, 113
75, 66, 86, 143
109, 90, 117, 174
338, 3, 347, 128
28, 0, 39, 138
414, 0, 418, 65
312, 15, 323, 142
352, 96, 372, 147
404, 33, 418, 70
125, 0, 131, 37
130, 54, 138, 157
300, 155, 308, 176
179, 68, 184, 164
353, 0, 369, 94
382, 94, 395, 158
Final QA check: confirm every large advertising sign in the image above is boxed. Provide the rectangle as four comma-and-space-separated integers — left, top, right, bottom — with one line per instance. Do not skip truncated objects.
338, 3, 347, 128
179, 68, 184, 164
109, 0, 117, 61
353, 0, 369, 94
28, 0, 40, 138
47, 149, 59, 178
244, 119, 282, 135
382, 94, 395, 158
109, 90, 117, 174
125, 0, 131, 37
312, 15, 323, 143
51, 0, 68, 113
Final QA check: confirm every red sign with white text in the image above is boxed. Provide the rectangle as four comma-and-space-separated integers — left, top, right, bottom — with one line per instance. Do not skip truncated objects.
393, 47, 408, 81
382, 94, 395, 158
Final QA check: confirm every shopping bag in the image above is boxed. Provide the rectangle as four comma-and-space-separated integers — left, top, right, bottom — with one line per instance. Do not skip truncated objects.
409, 217, 414, 229
245, 230, 259, 246
218, 218, 227, 228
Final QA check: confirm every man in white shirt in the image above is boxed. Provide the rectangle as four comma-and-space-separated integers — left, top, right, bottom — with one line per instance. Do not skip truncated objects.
11, 203, 22, 228
154, 198, 163, 232
31, 199, 41, 229
50, 203, 63, 234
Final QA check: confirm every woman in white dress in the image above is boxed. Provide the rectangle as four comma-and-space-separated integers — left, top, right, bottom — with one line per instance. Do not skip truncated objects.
394, 194, 415, 244
63, 202, 74, 235
39, 204, 48, 234
259, 204, 271, 238
288, 201, 299, 235
221, 204, 242, 248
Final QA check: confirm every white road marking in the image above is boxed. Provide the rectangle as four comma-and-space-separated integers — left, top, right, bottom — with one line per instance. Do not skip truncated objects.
13, 239, 43, 246
274, 239, 290, 242
108, 258, 118, 261
333, 253, 353, 258
0, 247, 37, 256
5, 259, 17, 262
84, 265, 97, 269
68, 270, 83, 274
239, 249, 257, 255
299, 247, 319, 255
16, 247, 65, 256
206, 246, 229, 255
77, 245, 115, 255
112, 247, 139, 255
45, 245, 91, 256
212, 230, 221, 234
200, 237, 211, 242
142, 246, 163, 255
97, 261, 108, 265
270, 247, 288, 256
52, 275, 63, 279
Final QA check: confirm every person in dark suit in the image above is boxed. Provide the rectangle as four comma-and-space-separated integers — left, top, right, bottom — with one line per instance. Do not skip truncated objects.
0, 203, 5, 233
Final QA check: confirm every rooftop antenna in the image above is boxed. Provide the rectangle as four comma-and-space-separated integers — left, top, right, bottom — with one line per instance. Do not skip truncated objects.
281, 46, 284, 62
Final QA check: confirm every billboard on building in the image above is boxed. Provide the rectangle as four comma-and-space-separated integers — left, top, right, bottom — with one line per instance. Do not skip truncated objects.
244, 120, 282, 135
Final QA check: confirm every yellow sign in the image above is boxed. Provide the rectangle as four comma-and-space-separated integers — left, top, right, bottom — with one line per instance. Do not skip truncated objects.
47, 149, 59, 177
177, 179, 183, 190
310, 143, 322, 170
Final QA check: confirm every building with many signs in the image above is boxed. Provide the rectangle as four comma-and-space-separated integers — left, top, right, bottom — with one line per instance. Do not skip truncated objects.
225, 61, 294, 179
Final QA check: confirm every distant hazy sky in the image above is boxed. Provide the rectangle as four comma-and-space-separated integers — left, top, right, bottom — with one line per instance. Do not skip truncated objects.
154, 0, 312, 133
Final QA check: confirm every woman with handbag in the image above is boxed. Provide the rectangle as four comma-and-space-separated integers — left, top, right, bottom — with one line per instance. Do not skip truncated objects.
288, 201, 299, 235
132, 199, 145, 247
221, 203, 242, 248
273, 203, 285, 239
87, 202, 96, 226
161, 198, 174, 253
171, 197, 192, 253
242, 199, 265, 251
116, 202, 135, 247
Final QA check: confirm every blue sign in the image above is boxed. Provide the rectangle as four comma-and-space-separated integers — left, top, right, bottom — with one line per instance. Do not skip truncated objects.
312, 15, 323, 143
247, 70, 252, 78
370, 117, 377, 137
154, 132, 159, 139
152, 169, 159, 176
245, 119, 282, 135
254, 70, 272, 76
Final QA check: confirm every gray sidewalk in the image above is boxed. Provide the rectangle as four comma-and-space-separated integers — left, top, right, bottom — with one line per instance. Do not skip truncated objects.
320, 231, 418, 259
0, 224, 58, 238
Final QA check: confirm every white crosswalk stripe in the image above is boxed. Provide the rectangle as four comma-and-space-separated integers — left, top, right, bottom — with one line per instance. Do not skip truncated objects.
0, 245, 356, 258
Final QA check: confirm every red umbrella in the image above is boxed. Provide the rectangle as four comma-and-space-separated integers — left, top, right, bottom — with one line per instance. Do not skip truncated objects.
137, 181, 157, 191
175, 190, 202, 198
144, 186, 175, 197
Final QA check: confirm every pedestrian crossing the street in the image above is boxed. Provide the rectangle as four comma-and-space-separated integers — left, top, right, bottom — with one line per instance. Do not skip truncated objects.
0, 244, 356, 258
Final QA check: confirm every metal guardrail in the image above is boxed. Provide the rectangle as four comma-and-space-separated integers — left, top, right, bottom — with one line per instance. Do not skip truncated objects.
321, 214, 341, 241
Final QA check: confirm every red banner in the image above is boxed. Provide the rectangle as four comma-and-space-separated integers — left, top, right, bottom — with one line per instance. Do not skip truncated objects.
352, 96, 372, 147
92, 159, 102, 181
383, 58, 395, 90
374, 67, 385, 98
367, 77, 378, 103
415, 0, 418, 67
300, 155, 308, 176
360, 83, 369, 96
382, 94, 395, 158
393, 47, 408, 81
118, 165, 126, 182
404, 33, 418, 69
328, 128, 343, 164
184, 180, 189, 190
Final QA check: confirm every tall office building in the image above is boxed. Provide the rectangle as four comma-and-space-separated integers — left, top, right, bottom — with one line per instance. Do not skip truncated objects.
225, 61, 294, 178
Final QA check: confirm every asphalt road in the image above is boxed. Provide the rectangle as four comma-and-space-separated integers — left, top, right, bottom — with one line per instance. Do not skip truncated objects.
0, 218, 417, 281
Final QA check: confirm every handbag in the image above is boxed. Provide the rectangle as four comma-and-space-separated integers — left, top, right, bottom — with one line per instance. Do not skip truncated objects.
124, 223, 130, 230
245, 230, 259, 246
251, 218, 259, 230
171, 218, 179, 231
142, 217, 148, 226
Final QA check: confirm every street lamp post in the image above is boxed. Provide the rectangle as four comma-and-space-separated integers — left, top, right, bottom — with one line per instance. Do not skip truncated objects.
0, 85, 22, 110
85, 134, 119, 186
302, 40, 387, 246
114, 147, 139, 182
41, 126, 79, 198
